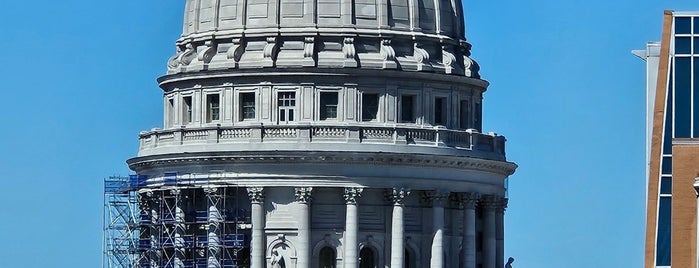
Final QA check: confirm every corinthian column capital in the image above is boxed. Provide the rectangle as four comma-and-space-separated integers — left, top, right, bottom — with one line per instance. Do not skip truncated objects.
421, 190, 450, 207
295, 187, 314, 204
344, 187, 364, 205
386, 187, 411, 205
460, 192, 480, 209
247, 187, 265, 204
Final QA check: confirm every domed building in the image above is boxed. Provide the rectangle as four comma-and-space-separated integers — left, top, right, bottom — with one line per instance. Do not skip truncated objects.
125, 0, 517, 267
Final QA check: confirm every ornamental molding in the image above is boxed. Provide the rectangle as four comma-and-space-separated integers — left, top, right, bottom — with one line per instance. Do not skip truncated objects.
421, 190, 450, 207
128, 152, 517, 176
294, 187, 314, 203
385, 187, 411, 205
460, 192, 480, 209
246, 187, 265, 203
343, 187, 364, 205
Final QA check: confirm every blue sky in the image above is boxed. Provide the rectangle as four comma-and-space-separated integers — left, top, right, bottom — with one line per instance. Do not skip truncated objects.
0, 0, 695, 267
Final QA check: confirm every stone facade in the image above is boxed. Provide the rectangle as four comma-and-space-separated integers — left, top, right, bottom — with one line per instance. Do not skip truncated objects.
126, 0, 517, 268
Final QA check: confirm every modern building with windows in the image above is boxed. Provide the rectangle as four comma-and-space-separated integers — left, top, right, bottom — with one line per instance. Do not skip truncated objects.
105, 0, 518, 267
634, 10, 699, 268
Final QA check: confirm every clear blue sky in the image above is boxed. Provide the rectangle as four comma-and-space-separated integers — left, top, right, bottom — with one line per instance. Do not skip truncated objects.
0, 0, 695, 267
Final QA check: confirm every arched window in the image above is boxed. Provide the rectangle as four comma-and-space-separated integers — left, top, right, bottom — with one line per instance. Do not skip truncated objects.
359, 247, 376, 268
319, 246, 336, 268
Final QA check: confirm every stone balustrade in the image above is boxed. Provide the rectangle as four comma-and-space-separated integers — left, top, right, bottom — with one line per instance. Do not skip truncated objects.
138, 124, 506, 158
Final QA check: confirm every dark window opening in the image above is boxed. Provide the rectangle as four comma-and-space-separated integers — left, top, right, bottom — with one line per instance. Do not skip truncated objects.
362, 93, 379, 121
240, 93, 256, 120
400, 95, 416, 123
460, 100, 470, 129
206, 94, 220, 122
278, 92, 296, 123
434, 97, 447, 125
319, 246, 336, 268
320, 92, 339, 120
474, 102, 482, 131
359, 247, 376, 268
183, 96, 193, 124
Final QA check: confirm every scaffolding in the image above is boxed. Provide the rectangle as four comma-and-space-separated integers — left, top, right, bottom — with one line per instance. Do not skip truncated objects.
104, 174, 251, 268
103, 176, 140, 268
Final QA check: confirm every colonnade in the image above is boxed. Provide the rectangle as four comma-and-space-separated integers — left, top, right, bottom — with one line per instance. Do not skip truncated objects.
244, 186, 508, 268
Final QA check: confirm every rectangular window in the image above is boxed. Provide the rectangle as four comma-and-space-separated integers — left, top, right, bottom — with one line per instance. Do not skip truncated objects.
661, 157, 672, 175
660, 176, 672, 195
278, 92, 296, 123
474, 102, 482, 131
182, 96, 193, 124
434, 97, 447, 125
400, 95, 416, 123
676, 57, 691, 137
168, 98, 175, 127
320, 92, 339, 120
675, 17, 691, 34
362, 93, 379, 121
240, 93, 256, 120
460, 100, 470, 129
656, 197, 672, 266
206, 94, 220, 122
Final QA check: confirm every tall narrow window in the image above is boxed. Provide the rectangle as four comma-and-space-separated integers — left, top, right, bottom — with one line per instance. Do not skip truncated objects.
460, 100, 469, 129
278, 92, 296, 123
362, 93, 379, 121
359, 247, 376, 268
474, 102, 482, 131
434, 97, 447, 125
320, 92, 339, 120
167, 98, 175, 127
319, 247, 336, 268
240, 92, 256, 120
182, 96, 193, 124
206, 94, 220, 122
400, 95, 416, 123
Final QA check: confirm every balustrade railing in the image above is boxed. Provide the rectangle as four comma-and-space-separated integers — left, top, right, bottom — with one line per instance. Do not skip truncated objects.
138, 124, 506, 156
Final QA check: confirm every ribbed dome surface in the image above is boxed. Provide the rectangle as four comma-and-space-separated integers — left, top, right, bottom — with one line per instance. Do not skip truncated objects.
167, 0, 479, 78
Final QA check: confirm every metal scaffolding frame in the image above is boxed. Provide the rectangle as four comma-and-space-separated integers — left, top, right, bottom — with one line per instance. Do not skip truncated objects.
103, 176, 140, 268
105, 174, 251, 268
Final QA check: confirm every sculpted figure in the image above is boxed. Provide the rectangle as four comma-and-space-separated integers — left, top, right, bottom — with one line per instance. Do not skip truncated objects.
505, 257, 515, 268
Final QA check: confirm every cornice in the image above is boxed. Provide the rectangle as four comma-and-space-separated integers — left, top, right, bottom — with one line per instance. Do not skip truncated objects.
127, 151, 517, 176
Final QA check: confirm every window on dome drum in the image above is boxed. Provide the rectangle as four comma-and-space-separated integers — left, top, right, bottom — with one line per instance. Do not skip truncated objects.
182, 96, 193, 124
167, 98, 175, 127
319, 246, 336, 268
460, 100, 469, 129
434, 97, 447, 126
400, 95, 416, 123
362, 93, 379, 121
206, 94, 220, 122
278, 91, 296, 123
320, 92, 339, 120
240, 92, 256, 120
474, 102, 482, 131
359, 247, 376, 268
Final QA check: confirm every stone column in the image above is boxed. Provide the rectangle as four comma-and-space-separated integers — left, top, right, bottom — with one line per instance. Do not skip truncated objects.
481, 195, 499, 268
386, 188, 410, 268
295, 187, 314, 268
461, 192, 479, 268
344, 187, 364, 268
247, 187, 265, 268
423, 191, 449, 268
496, 198, 508, 268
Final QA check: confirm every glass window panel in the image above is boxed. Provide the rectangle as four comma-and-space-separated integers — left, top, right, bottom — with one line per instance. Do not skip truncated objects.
695, 17, 699, 34
676, 37, 691, 54
663, 64, 673, 154
183, 96, 193, 124
661, 157, 672, 175
460, 100, 470, 129
206, 94, 220, 122
400, 95, 415, 123
320, 92, 339, 120
695, 57, 699, 137
656, 197, 672, 266
240, 93, 256, 120
676, 17, 691, 34
676, 57, 691, 137
660, 176, 672, 195
362, 93, 379, 121
695, 37, 699, 54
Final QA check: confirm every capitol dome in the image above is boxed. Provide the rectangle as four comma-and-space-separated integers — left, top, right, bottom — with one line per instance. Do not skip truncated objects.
122, 0, 516, 268
167, 0, 478, 77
